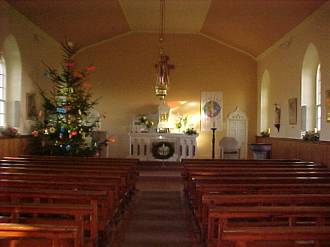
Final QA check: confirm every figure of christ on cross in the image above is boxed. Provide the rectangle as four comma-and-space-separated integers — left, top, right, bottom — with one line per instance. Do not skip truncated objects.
155, 53, 175, 99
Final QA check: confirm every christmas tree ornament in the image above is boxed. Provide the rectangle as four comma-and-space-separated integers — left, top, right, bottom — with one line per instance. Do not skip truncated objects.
56, 107, 67, 114
31, 40, 100, 156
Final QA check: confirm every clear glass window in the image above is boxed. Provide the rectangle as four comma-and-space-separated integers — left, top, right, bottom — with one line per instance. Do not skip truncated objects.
316, 64, 321, 131
0, 56, 5, 127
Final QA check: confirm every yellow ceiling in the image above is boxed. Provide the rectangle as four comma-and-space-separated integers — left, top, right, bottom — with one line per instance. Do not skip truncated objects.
5, 0, 327, 57
119, 0, 211, 33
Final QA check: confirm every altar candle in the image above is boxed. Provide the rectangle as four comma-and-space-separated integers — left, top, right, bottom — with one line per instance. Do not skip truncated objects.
267, 128, 270, 134
314, 127, 318, 133
212, 120, 215, 128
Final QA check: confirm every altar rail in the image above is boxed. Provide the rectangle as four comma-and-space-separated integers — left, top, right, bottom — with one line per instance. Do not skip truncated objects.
256, 136, 330, 167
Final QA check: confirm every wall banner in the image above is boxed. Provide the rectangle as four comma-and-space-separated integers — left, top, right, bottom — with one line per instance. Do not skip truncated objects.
200, 91, 223, 132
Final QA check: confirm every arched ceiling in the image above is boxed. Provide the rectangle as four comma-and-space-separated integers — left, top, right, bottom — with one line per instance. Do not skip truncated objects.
5, 0, 327, 57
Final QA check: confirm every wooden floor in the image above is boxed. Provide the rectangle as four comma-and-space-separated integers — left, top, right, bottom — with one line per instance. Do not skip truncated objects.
111, 166, 201, 247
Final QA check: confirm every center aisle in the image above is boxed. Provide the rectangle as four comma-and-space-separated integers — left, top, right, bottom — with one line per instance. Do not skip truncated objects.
112, 169, 201, 247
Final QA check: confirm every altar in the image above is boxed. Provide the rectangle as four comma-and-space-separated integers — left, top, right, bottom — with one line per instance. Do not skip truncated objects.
129, 132, 197, 161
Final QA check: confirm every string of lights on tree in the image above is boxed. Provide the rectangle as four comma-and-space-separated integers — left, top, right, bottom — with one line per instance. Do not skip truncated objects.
31, 41, 104, 155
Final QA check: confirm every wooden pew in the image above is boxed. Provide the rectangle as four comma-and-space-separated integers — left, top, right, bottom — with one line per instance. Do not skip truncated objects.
191, 183, 330, 218
0, 187, 106, 244
0, 157, 138, 247
0, 163, 137, 188
183, 166, 328, 177
186, 170, 330, 189
0, 160, 138, 196
222, 226, 330, 247
0, 179, 119, 220
182, 163, 327, 190
185, 172, 330, 194
200, 193, 330, 240
15, 155, 139, 163
182, 159, 302, 164
0, 223, 79, 247
183, 161, 323, 168
0, 202, 92, 246
0, 171, 127, 198
208, 206, 330, 247
186, 170, 330, 178
2, 157, 139, 169
187, 176, 330, 209
183, 159, 330, 247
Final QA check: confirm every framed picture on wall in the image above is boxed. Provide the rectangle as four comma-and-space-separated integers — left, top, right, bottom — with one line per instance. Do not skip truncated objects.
288, 97, 297, 125
26, 93, 37, 120
326, 90, 330, 123
200, 91, 223, 132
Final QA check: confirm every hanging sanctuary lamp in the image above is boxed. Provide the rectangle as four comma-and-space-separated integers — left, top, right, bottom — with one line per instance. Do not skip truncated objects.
154, 0, 174, 100
155, 0, 174, 133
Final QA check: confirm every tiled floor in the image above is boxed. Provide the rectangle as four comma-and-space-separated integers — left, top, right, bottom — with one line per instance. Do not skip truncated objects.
111, 169, 200, 247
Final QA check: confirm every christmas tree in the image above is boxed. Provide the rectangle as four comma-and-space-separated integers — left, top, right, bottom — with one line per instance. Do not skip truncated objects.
31, 41, 101, 156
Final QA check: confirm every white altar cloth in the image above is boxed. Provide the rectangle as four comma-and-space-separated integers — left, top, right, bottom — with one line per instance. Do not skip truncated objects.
129, 132, 197, 161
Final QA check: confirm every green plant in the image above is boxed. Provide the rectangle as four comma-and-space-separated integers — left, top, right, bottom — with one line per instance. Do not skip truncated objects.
260, 130, 270, 137
138, 114, 148, 124
137, 114, 154, 129
184, 128, 198, 135
302, 130, 320, 141
0, 126, 18, 137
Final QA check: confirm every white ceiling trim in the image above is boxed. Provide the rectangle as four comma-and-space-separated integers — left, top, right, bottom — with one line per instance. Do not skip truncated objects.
118, 0, 211, 33
77, 30, 257, 61
199, 33, 256, 61
76, 31, 134, 55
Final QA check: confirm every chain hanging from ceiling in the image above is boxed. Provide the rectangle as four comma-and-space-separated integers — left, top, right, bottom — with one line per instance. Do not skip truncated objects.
154, 0, 174, 100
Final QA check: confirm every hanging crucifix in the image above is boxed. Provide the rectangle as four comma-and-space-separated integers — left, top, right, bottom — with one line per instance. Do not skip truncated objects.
154, 51, 175, 99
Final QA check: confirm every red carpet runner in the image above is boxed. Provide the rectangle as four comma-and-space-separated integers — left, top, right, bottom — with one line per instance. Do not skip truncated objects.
111, 169, 200, 247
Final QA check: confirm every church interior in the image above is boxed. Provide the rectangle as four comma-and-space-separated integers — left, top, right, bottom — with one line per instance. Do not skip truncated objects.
0, 0, 330, 247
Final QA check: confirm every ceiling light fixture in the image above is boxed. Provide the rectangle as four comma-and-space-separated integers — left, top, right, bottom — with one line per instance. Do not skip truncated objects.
154, 0, 174, 100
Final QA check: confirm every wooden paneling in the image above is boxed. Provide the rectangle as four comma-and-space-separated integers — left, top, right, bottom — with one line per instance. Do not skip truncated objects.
256, 137, 330, 167
0, 136, 30, 157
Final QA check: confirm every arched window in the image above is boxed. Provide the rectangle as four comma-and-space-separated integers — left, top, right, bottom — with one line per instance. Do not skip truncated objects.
316, 64, 321, 131
260, 70, 270, 132
3, 35, 22, 129
0, 56, 6, 127
301, 43, 319, 132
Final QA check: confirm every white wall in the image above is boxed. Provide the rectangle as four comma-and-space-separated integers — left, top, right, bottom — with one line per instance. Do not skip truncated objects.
76, 33, 257, 158
0, 0, 61, 134
257, 2, 330, 140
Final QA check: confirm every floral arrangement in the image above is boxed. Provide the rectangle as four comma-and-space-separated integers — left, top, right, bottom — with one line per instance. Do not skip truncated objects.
260, 131, 270, 137
0, 126, 18, 137
175, 114, 188, 131
184, 128, 198, 136
138, 114, 154, 129
302, 130, 320, 141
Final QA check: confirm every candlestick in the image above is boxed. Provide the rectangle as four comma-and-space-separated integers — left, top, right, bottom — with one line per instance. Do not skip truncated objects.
211, 127, 217, 159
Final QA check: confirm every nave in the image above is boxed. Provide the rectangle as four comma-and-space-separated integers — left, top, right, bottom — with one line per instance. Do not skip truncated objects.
1, 157, 330, 247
